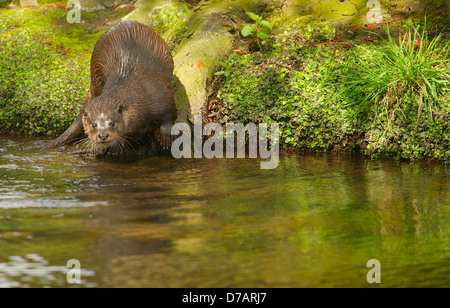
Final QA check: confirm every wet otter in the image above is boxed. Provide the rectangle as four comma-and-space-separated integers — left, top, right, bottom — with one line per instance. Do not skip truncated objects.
45, 21, 177, 154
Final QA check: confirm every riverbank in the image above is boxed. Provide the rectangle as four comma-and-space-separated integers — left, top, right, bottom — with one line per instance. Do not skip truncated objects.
0, 3, 448, 161
209, 11, 449, 161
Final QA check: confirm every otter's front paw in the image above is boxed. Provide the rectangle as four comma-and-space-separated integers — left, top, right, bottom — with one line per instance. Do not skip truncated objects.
159, 123, 173, 150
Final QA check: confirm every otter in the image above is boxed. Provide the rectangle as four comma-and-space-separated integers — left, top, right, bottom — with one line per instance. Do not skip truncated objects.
45, 21, 177, 154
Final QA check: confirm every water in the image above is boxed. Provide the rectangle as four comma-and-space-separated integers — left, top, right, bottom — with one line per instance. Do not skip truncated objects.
0, 135, 449, 287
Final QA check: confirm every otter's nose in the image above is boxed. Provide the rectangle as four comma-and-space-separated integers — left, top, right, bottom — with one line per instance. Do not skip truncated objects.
97, 133, 109, 141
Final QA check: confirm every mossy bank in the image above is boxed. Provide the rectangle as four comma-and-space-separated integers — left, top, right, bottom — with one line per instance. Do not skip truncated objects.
0, 3, 449, 161
212, 12, 450, 161
0, 4, 131, 135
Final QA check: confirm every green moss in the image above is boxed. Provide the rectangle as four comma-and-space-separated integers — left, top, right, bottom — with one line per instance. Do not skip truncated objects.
274, 15, 337, 44
151, 1, 190, 36
281, 0, 368, 24
361, 96, 450, 160
217, 18, 357, 151
218, 43, 358, 151
0, 7, 94, 135
0, 30, 89, 135
0, 7, 105, 59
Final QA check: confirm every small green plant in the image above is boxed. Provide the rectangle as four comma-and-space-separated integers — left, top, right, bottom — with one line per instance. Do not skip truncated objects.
241, 11, 272, 40
214, 61, 233, 79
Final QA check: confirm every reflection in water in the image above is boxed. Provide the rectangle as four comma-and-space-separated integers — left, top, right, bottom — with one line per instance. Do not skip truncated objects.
0, 136, 449, 287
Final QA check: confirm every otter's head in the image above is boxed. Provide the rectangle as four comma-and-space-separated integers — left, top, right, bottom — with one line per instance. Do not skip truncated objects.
80, 102, 128, 154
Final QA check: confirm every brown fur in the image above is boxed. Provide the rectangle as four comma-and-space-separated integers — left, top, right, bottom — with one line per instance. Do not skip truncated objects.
45, 21, 177, 152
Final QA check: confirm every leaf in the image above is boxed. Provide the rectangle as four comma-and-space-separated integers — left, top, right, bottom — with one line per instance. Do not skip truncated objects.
260, 20, 272, 32
245, 12, 260, 22
217, 61, 229, 68
257, 31, 268, 40
214, 71, 225, 76
241, 24, 256, 37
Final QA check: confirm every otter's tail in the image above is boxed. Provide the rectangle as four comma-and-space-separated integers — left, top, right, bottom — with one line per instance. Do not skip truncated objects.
43, 114, 85, 150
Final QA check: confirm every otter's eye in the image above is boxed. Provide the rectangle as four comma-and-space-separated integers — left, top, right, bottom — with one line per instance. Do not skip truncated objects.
92, 123, 97, 129
109, 122, 115, 128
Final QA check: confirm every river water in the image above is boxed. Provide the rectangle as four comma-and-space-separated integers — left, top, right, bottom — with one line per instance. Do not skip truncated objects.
0, 135, 449, 287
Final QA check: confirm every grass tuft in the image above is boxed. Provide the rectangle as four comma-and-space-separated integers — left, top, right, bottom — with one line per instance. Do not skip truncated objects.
340, 21, 450, 125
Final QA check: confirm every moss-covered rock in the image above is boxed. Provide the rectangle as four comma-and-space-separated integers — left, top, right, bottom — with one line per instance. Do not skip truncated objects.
0, 30, 90, 135
217, 38, 359, 152
171, 0, 268, 119
0, 6, 128, 135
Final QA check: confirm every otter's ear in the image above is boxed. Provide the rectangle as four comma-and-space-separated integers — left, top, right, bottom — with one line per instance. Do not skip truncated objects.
83, 111, 88, 117
118, 105, 125, 114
